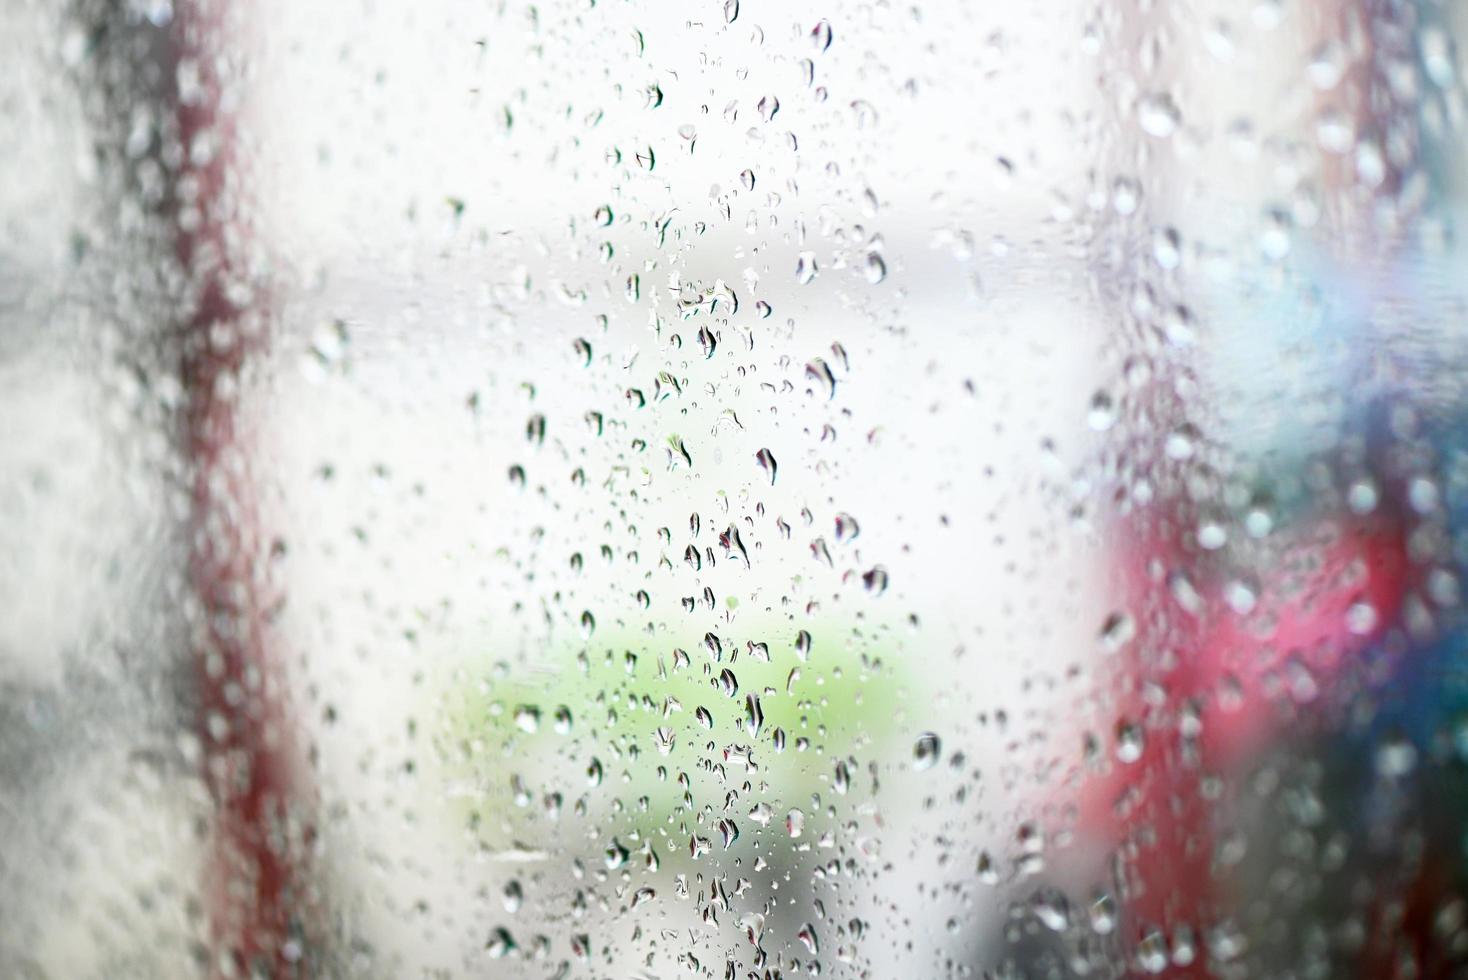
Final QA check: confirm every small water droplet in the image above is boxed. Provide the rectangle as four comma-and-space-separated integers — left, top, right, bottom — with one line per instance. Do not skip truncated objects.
743, 694, 764, 737
485, 927, 517, 958
1197, 522, 1227, 550
1346, 601, 1379, 635
913, 732, 941, 770
1087, 390, 1116, 431
833, 759, 851, 794
525, 413, 546, 445
806, 358, 836, 399
810, 19, 833, 52
794, 630, 812, 661
1137, 93, 1181, 138
1100, 611, 1135, 653
1115, 721, 1145, 763
977, 850, 999, 885
1089, 892, 1116, 934
755, 447, 778, 484
864, 252, 886, 284
1112, 176, 1142, 215
795, 251, 819, 284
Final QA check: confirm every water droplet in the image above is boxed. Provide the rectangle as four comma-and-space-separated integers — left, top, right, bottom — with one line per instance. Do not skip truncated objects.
1410, 476, 1441, 513
861, 566, 889, 594
1089, 892, 1116, 934
723, 0, 739, 23
1087, 390, 1116, 431
806, 358, 836, 399
1347, 479, 1379, 515
1112, 176, 1142, 215
1307, 40, 1345, 90
1115, 721, 1145, 763
864, 252, 887, 284
913, 732, 941, 770
833, 759, 851, 794
977, 850, 999, 885
1346, 601, 1378, 636
795, 251, 819, 284
743, 694, 764, 737
794, 630, 812, 661
1137, 929, 1170, 973
757, 94, 779, 122
739, 168, 755, 191
1197, 522, 1227, 550
1032, 889, 1071, 931
1423, 26, 1456, 88
1099, 611, 1135, 653
786, 808, 806, 838
810, 19, 833, 52
755, 448, 778, 484
485, 927, 517, 958
1137, 93, 1181, 138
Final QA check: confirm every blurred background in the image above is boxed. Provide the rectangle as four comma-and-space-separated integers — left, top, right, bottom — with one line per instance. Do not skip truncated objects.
3, 0, 1468, 977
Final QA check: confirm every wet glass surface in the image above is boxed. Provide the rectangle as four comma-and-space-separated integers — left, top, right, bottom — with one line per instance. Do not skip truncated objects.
4, 0, 1468, 977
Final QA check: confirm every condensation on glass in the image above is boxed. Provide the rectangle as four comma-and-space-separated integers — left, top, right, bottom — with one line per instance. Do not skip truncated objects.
3, 0, 1468, 977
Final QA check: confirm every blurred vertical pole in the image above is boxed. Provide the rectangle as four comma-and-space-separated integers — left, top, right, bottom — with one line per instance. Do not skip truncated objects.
165, 1, 315, 975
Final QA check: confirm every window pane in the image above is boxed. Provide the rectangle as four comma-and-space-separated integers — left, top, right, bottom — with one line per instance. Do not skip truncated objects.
4, 0, 1467, 977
